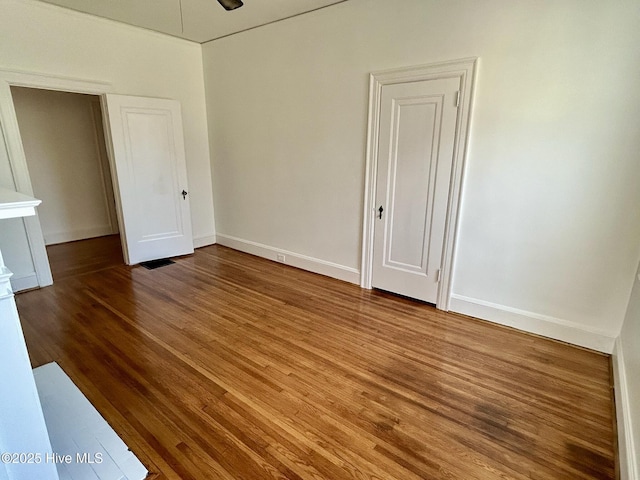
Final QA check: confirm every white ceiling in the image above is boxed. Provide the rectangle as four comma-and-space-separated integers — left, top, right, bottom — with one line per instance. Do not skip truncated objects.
36, 0, 348, 43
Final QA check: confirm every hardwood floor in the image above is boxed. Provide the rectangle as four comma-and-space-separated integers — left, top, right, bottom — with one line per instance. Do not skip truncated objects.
16, 242, 616, 479
46, 234, 124, 280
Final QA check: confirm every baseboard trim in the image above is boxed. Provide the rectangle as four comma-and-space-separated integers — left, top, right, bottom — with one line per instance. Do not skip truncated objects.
45, 226, 116, 246
193, 234, 217, 249
216, 234, 360, 284
11, 273, 39, 292
613, 338, 639, 480
449, 294, 615, 353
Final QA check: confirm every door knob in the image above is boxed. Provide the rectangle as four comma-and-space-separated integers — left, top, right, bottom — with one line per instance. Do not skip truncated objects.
181, 190, 188, 200
378, 206, 384, 219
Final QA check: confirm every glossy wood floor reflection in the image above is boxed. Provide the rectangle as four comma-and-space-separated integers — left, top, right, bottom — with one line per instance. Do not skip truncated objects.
46, 234, 124, 281
16, 242, 616, 479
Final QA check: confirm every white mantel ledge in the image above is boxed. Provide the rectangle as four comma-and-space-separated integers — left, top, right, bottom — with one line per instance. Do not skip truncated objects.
0, 187, 42, 220
0, 266, 13, 300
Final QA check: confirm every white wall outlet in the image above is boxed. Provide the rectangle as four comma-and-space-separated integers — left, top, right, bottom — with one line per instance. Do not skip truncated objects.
277, 254, 286, 263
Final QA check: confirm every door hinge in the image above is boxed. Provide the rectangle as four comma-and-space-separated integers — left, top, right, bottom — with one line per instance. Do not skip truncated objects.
435, 269, 441, 282
454, 91, 460, 108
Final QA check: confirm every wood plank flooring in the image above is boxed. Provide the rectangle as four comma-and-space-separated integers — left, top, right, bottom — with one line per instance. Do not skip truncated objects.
16, 241, 616, 479
46, 234, 124, 281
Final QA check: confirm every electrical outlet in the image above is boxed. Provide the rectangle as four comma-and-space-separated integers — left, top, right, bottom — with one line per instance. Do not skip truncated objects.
277, 254, 285, 263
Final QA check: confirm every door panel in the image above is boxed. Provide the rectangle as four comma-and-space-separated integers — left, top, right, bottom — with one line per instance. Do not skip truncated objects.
103, 95, 193, 265
372, 77, 459, 303
387, 98, 437, 271
125, 110, 181, 238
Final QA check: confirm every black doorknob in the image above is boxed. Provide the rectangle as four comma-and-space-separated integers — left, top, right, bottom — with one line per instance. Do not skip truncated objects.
181, 190, 188, 200
378, 206, 384, 219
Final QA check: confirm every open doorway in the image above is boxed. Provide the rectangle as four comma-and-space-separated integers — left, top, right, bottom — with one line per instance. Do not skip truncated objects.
10, 86, 124, 282
0, 70, 195, 293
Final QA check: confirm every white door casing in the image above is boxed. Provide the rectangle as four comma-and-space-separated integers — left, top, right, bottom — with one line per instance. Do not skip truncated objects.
102, 94, 194, 265
361, 58, 478, 309
0, 70, 195, 286
372, 77, 460, 303
0, 69, 114, 289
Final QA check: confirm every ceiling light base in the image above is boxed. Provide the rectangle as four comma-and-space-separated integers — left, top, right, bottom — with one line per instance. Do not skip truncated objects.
217, 0, 243, 11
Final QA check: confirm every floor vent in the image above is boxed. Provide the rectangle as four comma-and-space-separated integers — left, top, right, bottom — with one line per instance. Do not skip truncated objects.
140, 258, 175, 270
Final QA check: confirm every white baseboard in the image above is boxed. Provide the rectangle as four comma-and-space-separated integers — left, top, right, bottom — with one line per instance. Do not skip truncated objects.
193, 234, 217, 249
10, 273, 39, 292
216, 234, 360, 284
449, 294, 616, 353
613, 338, 639, 480
44, 225, 116, 246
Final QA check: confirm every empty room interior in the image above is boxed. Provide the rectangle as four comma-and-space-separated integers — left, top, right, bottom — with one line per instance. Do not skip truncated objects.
0, 0, 638, 479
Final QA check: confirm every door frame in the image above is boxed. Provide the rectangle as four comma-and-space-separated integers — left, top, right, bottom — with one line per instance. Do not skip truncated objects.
0, 68, 113, 287
360, 58, 478, 310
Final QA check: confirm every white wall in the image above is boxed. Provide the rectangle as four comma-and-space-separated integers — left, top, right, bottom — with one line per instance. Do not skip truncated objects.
616, 263, 640, 479
0, 0, 216, 283
11, 87, 117, 246
202, 0, 640, 350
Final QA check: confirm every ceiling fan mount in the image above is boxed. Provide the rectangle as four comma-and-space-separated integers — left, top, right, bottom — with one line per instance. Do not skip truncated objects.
217, 0, 243, 10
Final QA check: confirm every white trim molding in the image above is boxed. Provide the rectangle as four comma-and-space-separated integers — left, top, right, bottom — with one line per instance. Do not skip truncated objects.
0, 69, 114, 289
193, 234, 217, 249
360, 58, 478, 311
0, 68, 110, 95
10, 273, 39, 293
613, 338, 639, 480
216, 234, 360, 285
449, 293, 616, 353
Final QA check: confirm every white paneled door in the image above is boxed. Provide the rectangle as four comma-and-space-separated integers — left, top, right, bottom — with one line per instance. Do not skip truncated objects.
372, 77, 460, 303
103, 95, 193, 265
